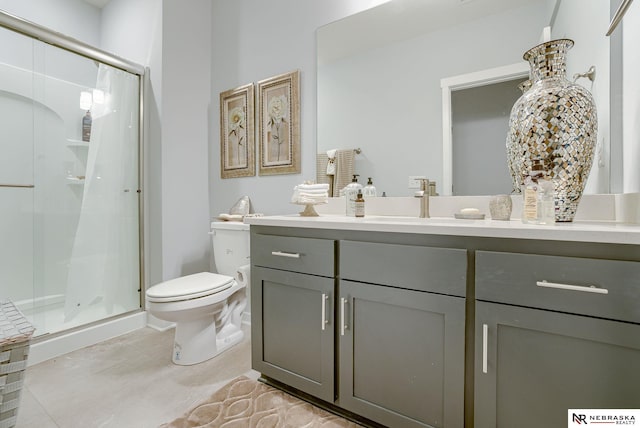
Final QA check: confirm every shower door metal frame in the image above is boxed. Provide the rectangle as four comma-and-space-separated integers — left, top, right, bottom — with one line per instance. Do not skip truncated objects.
0, 10, 147, 315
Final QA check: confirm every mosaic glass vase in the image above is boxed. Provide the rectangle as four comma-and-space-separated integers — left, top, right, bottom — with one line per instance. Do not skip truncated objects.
506, 39, 597, 222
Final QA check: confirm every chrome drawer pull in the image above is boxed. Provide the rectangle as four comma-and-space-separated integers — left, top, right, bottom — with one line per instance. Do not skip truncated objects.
482, 324, 488, 374
340, 297, 348, 336
536, 280, 608, 295
271, 251, 301, 259
321, 293, 328, 331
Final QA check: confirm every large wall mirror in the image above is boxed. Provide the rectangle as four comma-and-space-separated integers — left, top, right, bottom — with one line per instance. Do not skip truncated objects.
317, 0, 631, 197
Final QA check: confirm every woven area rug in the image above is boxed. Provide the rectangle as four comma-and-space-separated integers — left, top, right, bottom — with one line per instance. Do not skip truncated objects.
160, 375, 363, 428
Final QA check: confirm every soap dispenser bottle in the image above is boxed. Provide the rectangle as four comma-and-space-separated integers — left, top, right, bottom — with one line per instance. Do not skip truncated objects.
345, 174, 363, 216
363, 177, 377, 198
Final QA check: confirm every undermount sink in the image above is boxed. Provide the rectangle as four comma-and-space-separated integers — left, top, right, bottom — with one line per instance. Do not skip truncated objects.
364, 216, 469, 225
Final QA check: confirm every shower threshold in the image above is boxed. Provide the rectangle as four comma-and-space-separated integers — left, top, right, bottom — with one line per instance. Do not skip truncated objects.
28, 309, 146, 366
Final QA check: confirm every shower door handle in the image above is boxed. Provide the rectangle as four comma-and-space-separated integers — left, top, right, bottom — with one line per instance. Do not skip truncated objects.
0, 183, 34, 188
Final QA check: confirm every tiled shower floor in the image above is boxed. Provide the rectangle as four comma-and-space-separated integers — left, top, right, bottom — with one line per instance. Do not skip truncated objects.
15, 324, 257, 428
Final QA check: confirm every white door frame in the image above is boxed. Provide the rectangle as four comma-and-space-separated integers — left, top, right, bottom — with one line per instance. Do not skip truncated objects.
440, 62, 529, 195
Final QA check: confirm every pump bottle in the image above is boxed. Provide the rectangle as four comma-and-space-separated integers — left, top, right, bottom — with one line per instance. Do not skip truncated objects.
363, 177, 377, 198
344, 174, 363, 216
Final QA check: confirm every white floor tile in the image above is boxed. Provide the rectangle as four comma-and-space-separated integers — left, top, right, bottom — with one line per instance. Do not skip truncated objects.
15, 325, 254, 428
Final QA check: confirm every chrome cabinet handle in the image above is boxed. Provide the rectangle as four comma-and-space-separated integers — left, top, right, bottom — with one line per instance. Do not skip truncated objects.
482, 324, 488, 374
321, 293, 328, 331
536, 280, 608, 295
271, 251, 300, 259
340, 297, 348, 336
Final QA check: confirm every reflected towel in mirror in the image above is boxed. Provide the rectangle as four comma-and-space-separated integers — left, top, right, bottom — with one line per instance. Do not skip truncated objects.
316, 149, 355, 197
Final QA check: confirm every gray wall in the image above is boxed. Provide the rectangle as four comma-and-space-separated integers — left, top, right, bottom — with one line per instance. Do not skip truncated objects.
104, 0, 213, 284
160, 0, 212, 279
317, 3, 547, 197
209, 0, 381, 216
0, 0, 101, 45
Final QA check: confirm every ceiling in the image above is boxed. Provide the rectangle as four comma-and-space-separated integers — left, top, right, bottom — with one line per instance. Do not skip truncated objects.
317, 0, 541, 65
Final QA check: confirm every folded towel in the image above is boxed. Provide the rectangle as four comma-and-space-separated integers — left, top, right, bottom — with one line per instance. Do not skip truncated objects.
298, 191, 328, 198
217, 213, 244, 221
295, 183, 329, 191
291, 182, 329, 205
296, 189, 328, 196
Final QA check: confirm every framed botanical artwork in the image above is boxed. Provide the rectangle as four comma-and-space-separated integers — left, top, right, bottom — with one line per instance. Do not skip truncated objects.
257, 70, 300, 175
220, 83, 255, 178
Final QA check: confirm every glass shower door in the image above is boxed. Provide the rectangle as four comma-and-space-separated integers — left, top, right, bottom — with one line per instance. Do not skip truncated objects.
0, 25, 142, 337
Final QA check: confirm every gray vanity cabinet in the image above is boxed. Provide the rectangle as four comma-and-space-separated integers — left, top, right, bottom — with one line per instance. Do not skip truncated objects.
339, 240, 467, 428
251, 234, 336, 402
474, 250, 640, 428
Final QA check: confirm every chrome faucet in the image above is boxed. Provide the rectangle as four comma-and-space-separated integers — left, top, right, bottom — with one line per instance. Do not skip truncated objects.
415, 179, 431, 218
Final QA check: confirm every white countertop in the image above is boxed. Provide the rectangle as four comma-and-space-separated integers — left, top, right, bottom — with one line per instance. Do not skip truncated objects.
244, 214, 640, 245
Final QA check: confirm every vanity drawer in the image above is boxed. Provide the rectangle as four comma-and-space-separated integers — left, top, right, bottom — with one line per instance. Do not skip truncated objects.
340, 240, 467, 297
251, 234, 335, 277
476, 251, 640, 324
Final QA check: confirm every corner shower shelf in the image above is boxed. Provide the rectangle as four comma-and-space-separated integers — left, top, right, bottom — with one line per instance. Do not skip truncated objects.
66, 177, 85, 185
66, 139, 90, 148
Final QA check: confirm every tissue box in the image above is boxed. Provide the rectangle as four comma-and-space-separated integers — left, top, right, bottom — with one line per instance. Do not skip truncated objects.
0, 300, 35, 428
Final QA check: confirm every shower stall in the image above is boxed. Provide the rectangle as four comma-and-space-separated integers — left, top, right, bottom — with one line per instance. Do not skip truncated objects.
0, 11, 144, 341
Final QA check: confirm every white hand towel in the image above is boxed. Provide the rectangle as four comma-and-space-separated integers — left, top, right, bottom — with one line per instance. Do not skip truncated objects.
326, 149, 337, 175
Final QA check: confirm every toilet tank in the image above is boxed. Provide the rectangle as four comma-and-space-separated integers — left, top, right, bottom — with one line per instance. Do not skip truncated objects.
211, 221, 250, 276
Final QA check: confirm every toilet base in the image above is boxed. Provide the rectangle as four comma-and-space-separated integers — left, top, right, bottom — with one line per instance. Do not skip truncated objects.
172, 318, 244, 365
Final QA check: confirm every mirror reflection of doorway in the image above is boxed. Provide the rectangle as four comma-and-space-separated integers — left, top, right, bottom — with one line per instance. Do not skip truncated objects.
451, 79, 523, 196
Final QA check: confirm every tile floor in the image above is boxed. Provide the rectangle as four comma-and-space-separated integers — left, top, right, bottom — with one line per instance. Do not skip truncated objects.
15, 324, 258, 428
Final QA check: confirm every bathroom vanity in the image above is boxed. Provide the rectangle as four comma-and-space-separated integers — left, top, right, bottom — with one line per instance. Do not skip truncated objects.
247, 215, 640, 428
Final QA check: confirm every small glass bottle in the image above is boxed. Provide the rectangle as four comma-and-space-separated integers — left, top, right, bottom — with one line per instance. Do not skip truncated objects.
363, 177, 377, 198
355, 191, 365, 217
522, 160, 554, 224
82, 110, 92, 142
538, 176, 555, 225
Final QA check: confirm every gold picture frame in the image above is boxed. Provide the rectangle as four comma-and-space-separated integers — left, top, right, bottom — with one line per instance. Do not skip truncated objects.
220, 83, 255, 179
257, 70, 300, 175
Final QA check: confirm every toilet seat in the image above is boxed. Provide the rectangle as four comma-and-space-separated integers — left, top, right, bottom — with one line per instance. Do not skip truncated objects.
146, 272, 234, 303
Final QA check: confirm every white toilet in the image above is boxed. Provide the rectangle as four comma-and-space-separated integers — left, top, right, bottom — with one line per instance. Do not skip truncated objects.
146, 222, 250, 365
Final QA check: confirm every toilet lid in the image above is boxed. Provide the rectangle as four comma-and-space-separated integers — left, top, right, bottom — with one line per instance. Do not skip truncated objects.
146, 272, 234, 302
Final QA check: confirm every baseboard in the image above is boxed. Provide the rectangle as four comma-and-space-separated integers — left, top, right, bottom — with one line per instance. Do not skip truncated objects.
28, 311, 147, 366
146, 312, 176, 332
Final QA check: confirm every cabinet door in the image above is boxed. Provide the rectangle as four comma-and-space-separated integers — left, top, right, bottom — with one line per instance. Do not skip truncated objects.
251, 266, 335, 402
338, 280, 465, 428
475, 302, 640, 428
